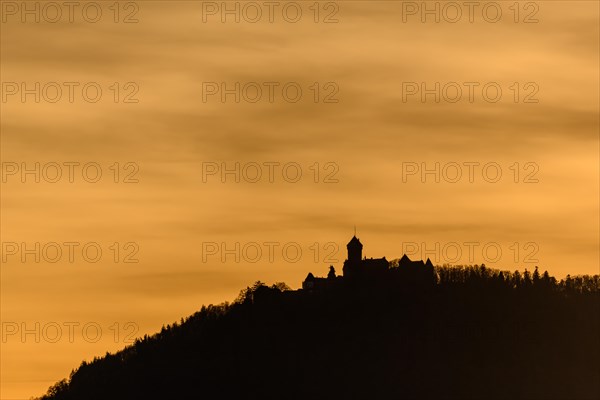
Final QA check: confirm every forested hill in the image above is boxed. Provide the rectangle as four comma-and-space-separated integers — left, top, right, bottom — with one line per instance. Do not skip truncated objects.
40, 264, 600, 400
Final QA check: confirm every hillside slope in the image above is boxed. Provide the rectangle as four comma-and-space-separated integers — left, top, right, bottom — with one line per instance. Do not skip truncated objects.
40, 265, 600, 400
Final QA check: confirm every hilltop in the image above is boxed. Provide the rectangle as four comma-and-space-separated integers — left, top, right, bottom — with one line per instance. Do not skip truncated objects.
39, 237, 600, 400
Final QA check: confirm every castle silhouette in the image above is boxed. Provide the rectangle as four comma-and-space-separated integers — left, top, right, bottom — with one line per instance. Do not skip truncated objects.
302, 235, 434, 291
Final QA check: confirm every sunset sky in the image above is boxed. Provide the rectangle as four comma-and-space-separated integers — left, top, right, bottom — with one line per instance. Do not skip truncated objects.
1, 1, 599, 398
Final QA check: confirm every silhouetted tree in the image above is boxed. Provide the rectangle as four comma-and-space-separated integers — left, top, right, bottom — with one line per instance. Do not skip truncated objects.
533, 266, 540, 284
271, 282, 291, 292
523, 268, 532, 288
328, 265, 336, 279
513, 270, 522, 288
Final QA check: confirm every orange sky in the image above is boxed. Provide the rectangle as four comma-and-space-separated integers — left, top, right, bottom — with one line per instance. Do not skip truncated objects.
1, 1, 599, 398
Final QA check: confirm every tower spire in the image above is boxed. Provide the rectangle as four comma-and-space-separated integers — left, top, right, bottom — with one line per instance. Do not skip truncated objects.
354, 225, 356, 237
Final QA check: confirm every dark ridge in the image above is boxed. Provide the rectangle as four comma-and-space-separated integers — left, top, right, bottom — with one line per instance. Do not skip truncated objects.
39, 237, 600, 400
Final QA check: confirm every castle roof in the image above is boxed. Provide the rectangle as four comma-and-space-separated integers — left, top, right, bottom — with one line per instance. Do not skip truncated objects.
347, 235, 363, 248
398, 254, 426, 268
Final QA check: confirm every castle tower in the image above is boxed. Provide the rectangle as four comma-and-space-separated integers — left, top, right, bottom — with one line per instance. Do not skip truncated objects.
347, 235, 363, 263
